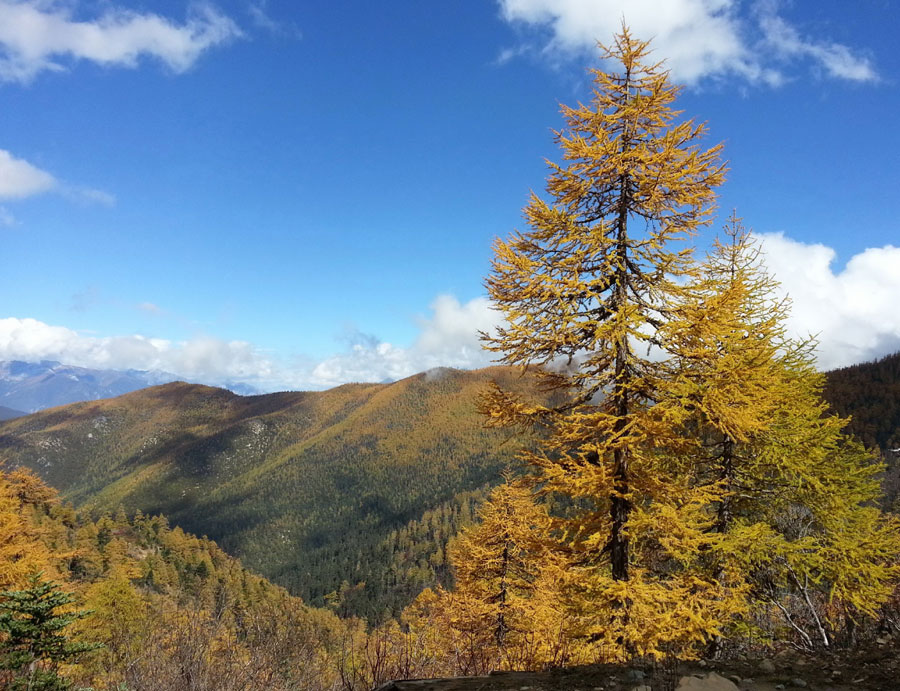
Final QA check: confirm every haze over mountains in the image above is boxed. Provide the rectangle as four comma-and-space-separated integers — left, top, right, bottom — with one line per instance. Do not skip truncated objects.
0, 359, 258, 413
0, 405, 25, 420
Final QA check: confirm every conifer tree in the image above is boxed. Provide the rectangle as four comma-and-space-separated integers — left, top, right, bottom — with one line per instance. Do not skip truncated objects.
446, 479, 573, 667
0, 572, 98, 691
481, 28, 729, 655
0, 474, 55, 590
72, 566, 146, 682
661, 217, 900, 648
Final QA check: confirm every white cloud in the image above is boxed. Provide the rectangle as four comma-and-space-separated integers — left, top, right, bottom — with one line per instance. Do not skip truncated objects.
4, 238, 898, 394
496, 0, 876, 85
756, 9, 876, 82
306, 238, 900, 386
0, 149, 56, 199
0, 1, 242, 83
0, 297, 500, 391
0, 317, 276, 385
137, 302, 164, 315
755, 233, 900, 370
309, 296, 498, 387
247, 0, 299, 38
61, 185, 116, 207
0, 206, 18, 226
0, 148, 114, 209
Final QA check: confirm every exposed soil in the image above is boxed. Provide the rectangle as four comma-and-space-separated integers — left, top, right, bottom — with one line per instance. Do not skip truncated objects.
375, 636, 900, 690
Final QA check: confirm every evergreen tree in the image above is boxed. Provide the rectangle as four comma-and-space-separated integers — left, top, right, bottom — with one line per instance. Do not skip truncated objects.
0, 572, 98, 691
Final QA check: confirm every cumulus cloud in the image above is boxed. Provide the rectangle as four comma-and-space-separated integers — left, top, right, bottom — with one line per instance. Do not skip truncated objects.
309, 296, 498, 387
755, 233, 900, 370
0, 148, 114, 209
0, 149, 56, 199
0, 317, 276, 385
496, 0, 876, 85
0, 1, 242, 83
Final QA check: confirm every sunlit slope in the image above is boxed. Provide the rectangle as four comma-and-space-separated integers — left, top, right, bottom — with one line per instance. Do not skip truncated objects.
0, 366, 534, 611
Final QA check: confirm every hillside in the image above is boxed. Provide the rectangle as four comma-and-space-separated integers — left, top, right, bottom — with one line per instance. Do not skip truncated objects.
825, 351, 900, 452
825, 351, 900, 509
0, 467, 358, 690
0, 366, 536, 617
3, 355, 897, 618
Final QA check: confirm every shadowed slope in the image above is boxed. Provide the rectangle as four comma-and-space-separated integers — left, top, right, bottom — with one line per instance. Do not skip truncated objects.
0, 366, 537, 616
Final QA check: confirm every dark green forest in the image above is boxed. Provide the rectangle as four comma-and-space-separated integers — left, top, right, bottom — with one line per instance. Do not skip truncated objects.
825, 350, 900, 509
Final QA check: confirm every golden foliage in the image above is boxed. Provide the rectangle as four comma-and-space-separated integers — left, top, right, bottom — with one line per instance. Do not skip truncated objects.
480, 26, 731, 656
475, 27, 900, 663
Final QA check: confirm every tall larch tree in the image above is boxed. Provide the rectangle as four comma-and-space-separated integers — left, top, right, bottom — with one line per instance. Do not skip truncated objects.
481, 29, 727, 654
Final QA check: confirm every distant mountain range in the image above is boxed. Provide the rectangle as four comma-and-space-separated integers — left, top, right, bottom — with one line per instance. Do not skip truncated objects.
0, 360, 257, 412
0, 405, 25, 420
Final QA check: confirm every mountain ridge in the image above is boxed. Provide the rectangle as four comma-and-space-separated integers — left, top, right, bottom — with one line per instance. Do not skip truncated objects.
0, 365, 536, 616
2, 355, 897, 616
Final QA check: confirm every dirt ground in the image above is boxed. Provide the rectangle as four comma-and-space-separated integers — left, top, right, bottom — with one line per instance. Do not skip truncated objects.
375, 636, 900, 690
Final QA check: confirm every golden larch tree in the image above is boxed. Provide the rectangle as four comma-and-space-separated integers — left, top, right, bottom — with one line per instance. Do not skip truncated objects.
0, 471, 56, 590
660, 217, 900, 649
405, 479, 577, 673
480, 28, 729, 655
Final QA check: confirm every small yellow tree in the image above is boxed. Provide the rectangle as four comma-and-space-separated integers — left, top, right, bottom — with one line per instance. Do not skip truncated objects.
0, 472, 55, 590
449, 479, 573, 669
405, 479, 578, 673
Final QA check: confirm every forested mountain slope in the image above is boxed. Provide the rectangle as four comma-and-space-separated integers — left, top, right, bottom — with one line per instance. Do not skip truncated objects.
0, 467, 357, 690
0, 366, 536, 617
825, 351, 900, 451
2, 354, 896, 618
825, 350, 900, 510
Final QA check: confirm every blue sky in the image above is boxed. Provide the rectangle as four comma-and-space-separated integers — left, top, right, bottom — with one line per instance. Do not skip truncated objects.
1, 0, 898, 391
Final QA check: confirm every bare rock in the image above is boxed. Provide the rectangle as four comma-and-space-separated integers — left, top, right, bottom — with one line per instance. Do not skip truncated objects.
675, 672, 739, 690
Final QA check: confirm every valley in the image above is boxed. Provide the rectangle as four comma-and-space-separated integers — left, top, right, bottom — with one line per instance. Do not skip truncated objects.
0, 365, 540, 618
1, 354, 898, 621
